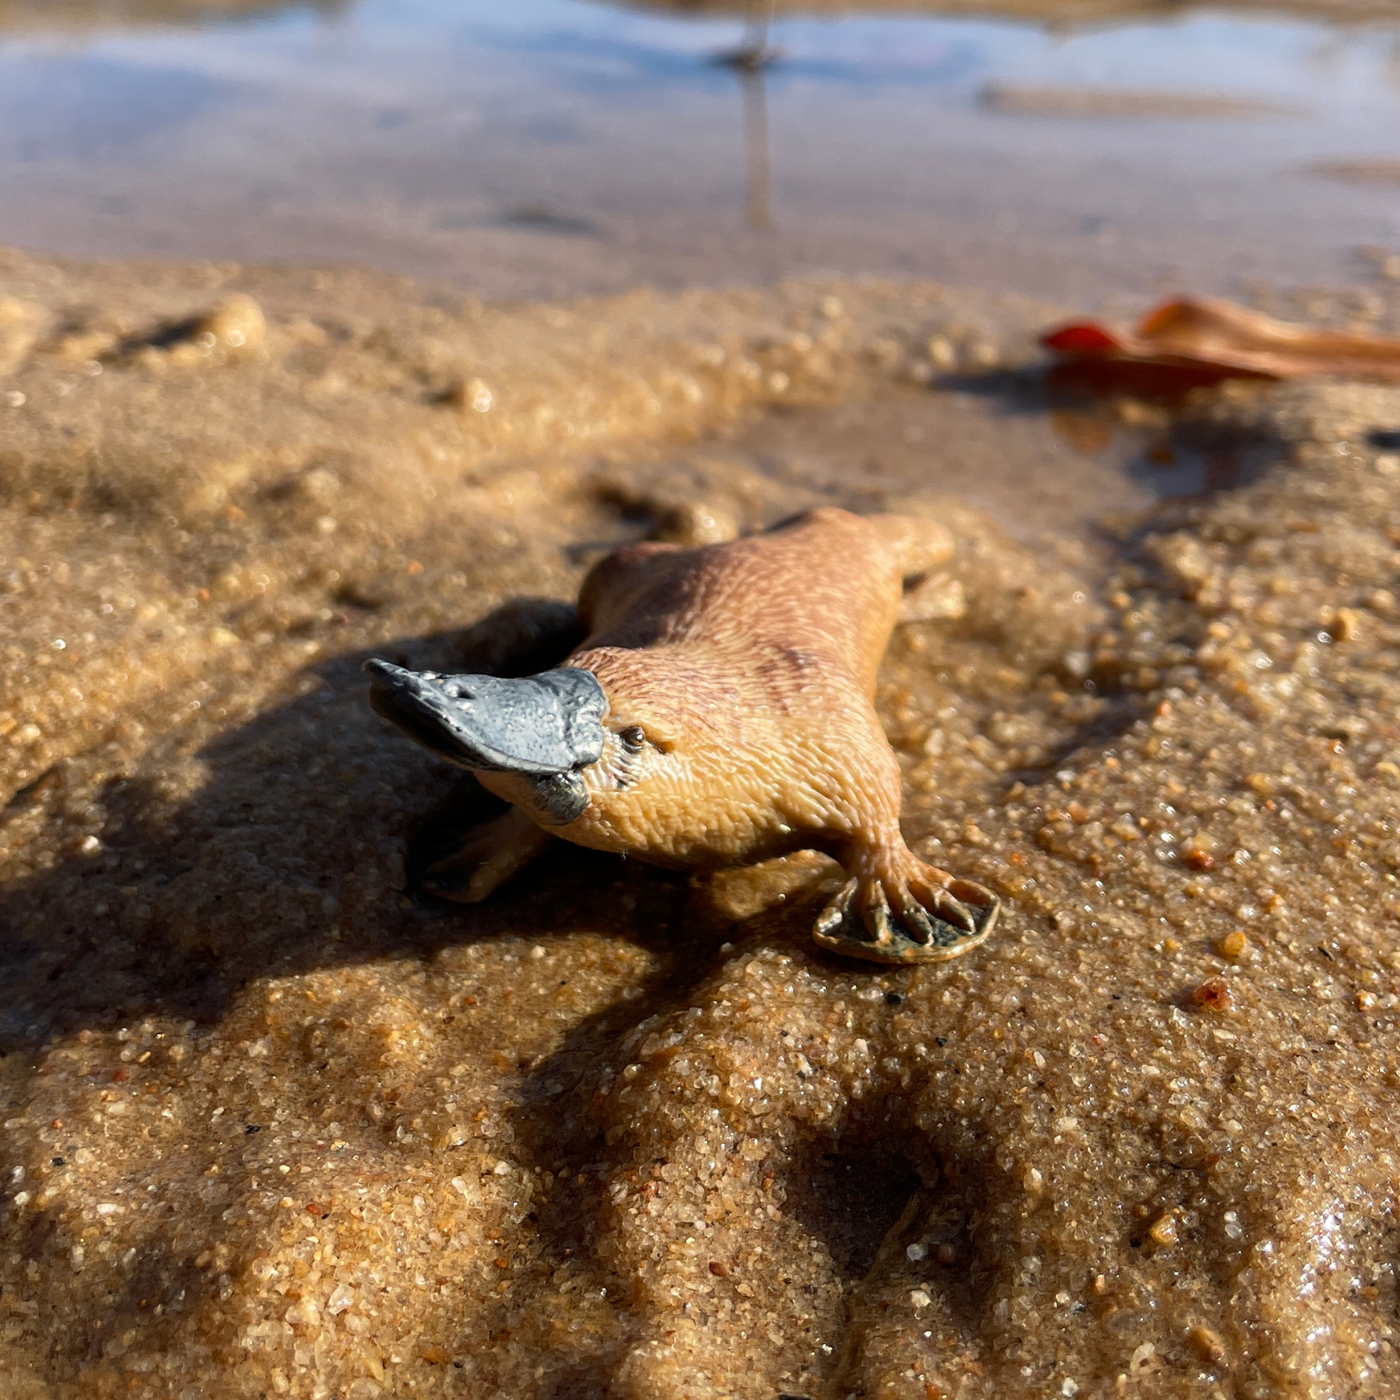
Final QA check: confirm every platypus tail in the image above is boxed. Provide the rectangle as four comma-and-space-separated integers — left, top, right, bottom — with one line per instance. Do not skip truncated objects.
862, 512, 956, 579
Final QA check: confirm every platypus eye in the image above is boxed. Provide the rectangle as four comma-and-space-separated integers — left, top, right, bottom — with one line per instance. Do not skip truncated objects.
619, 725, 646, 750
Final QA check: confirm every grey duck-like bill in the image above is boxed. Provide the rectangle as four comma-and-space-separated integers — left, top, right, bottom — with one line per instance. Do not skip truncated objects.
363, 661, 606, 775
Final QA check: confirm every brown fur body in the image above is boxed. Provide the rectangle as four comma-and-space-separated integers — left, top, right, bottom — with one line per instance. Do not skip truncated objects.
462, 508, 998, 964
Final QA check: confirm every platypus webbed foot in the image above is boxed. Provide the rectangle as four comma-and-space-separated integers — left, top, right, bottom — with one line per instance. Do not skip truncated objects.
812, 858, 999, 964
419, 809, 554, 904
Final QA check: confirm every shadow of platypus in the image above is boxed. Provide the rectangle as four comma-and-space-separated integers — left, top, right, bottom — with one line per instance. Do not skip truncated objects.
365, 507, 999, 964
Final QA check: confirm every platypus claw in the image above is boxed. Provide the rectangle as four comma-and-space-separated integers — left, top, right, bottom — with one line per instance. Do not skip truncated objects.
899, 903, 941, 947
867, 886, 897, 947
918, 889, 976, 935
813, 869, 1000, 965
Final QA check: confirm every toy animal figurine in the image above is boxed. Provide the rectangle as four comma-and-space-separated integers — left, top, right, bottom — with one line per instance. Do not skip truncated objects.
365, 508, 999, 964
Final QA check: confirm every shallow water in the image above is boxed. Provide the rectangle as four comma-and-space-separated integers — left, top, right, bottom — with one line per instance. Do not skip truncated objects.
3, 0, 1400, 301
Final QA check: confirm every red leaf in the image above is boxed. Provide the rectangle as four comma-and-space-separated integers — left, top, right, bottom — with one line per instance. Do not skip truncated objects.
1040, 322, 1122, 355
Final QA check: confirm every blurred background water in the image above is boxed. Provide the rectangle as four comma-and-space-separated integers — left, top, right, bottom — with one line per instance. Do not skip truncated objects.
1, 0, 1399, 301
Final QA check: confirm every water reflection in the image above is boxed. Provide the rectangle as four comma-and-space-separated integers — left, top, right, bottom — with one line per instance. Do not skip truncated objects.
740, 60, 772, 227
713, 0, 778, 229
0, 0, 1398, 302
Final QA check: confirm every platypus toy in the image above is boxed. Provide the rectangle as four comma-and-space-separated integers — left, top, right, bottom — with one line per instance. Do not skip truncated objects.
365, 508, 999, 964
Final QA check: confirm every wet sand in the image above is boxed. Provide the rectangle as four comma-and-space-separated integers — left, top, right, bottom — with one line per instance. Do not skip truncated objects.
0, 0, 348, 31
3, 243, 1400, 1396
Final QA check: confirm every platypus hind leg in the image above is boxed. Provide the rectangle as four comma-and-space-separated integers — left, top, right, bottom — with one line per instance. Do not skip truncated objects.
813, 835, 999, 965
421, 808, 554, 903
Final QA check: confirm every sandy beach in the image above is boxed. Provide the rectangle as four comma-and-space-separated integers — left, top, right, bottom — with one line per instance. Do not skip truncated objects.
0, 241, 1398, 1396
5, 0, 1400, 1395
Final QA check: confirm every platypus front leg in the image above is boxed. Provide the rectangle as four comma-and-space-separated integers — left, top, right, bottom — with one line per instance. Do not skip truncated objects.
813, 834, 999, 965
421, 808, 554, 903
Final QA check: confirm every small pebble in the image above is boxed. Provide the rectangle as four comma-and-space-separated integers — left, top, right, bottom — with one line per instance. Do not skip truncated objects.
1192, 976, 1233, 1012
197, 293, 266, 351
1189, 1325, 1226, 1363
649, 501, 737, 547
926, 335, 956, 368
1218, 930, 1247, 960
443, 377, 493, 413
1147, 1213, 1178, 1246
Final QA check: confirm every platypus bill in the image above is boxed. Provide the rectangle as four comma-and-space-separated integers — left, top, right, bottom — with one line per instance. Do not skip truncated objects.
365, 508, 1000, 965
